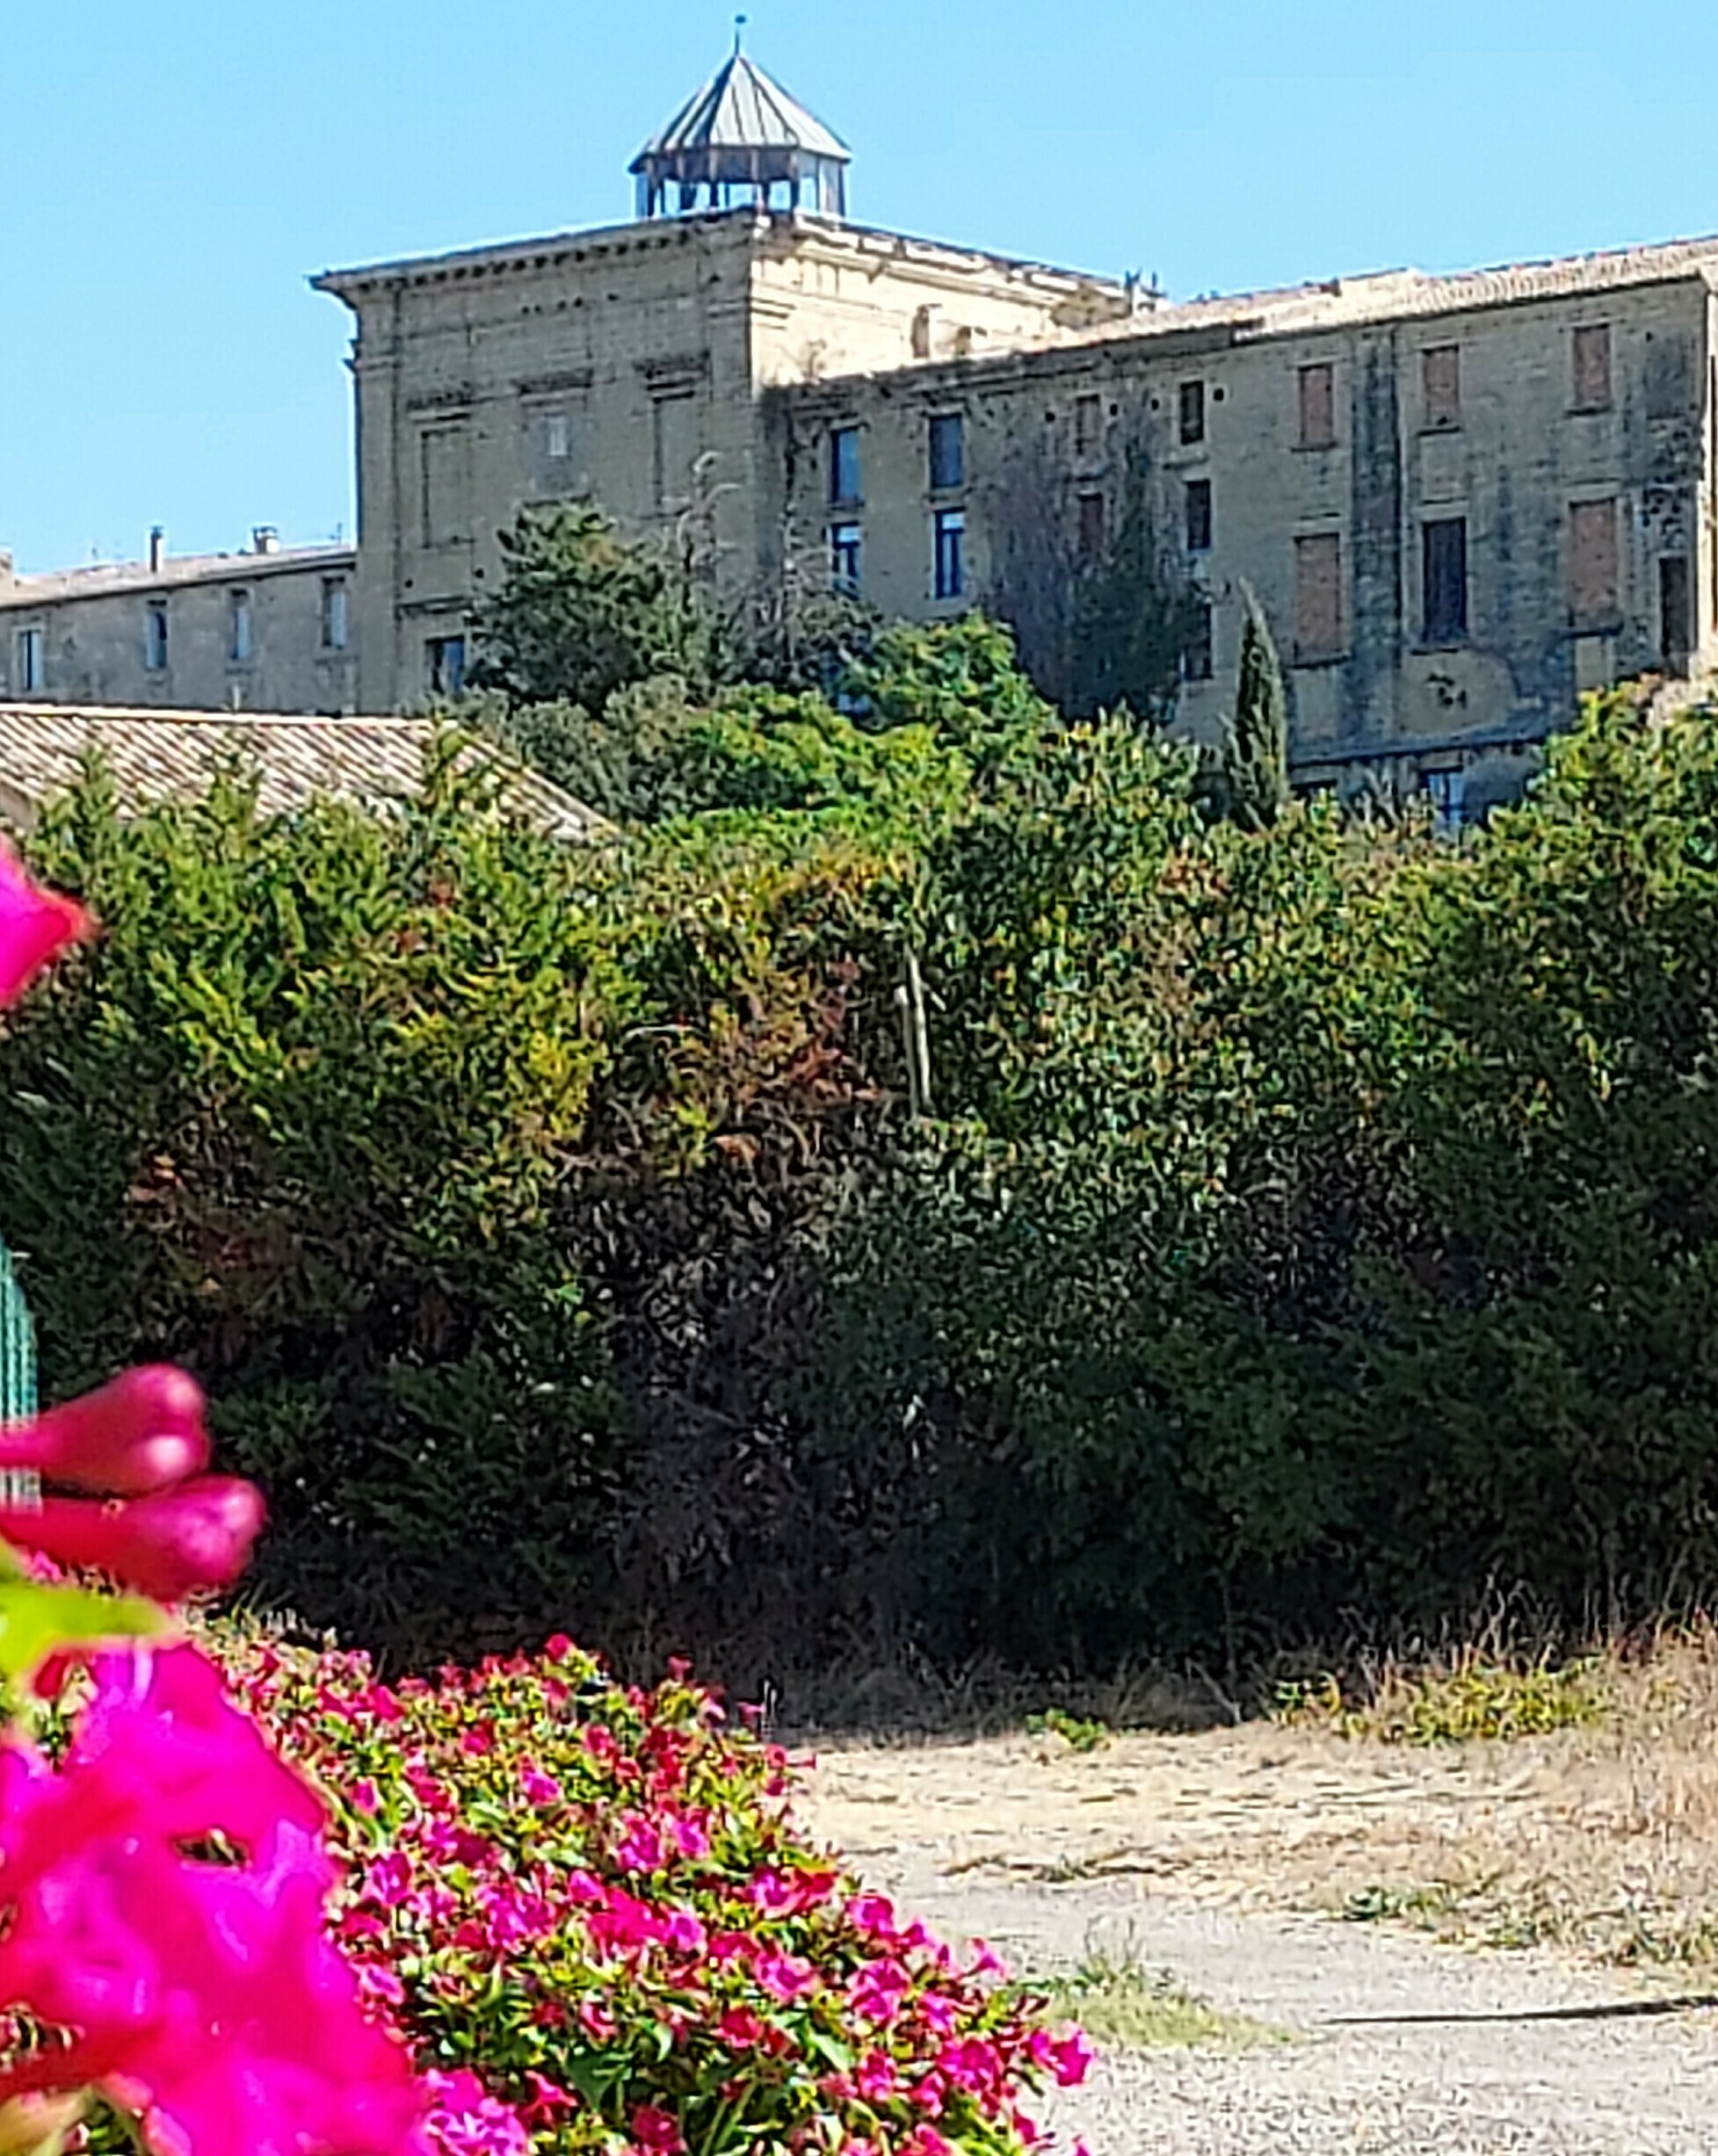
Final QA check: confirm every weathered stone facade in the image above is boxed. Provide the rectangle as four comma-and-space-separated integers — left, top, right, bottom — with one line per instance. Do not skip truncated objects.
0, 542, 358, 716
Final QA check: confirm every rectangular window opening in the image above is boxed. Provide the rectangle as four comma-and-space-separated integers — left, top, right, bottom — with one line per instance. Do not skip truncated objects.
830, 523, 863, 594
321, 577, 350, 653
1294, 532, 1345, 659
427, 633, 468, 698
1422, 517, 1469, 643
14, 626, 43, 695
829, 425, 862, 508
1076, 491, 1106, 562
1660, 555, 1692, 673
1182, 599, 1214, 683
1074, 393, 1104, 460
546, 411, 572, 461
933, 509, 967, 603
1185, 478, 1214, 554
145, 601, 170, 673
1569, 498, 1620, 622
1178, 379, 1206, 446
228, 590, 254, 666
1298, 363, 1337, 450
929, 413, 965, 493
1423, 344, 1462, 429
1572, 324, 1613, 413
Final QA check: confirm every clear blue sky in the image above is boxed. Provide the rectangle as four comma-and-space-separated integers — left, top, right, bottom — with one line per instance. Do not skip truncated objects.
5, 0, 1714, 573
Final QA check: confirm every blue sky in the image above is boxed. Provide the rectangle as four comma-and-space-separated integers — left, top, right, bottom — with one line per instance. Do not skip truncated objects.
4, 0, 1714, 573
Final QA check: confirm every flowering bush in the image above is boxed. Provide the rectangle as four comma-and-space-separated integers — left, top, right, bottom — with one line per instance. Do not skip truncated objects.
224, 1631, 1091, 2156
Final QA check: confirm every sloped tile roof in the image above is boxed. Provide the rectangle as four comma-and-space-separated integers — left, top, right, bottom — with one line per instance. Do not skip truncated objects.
0, 706, 603, 843
1, 546, 353, 607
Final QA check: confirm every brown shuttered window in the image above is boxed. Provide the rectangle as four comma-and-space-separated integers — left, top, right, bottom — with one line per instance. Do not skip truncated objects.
1569, 498, 1620, 621
1572, 324, 1613, 412
1294, 532, 1344, 658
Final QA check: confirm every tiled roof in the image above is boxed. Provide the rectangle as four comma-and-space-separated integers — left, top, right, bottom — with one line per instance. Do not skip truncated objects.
0, 545, 354, 607
633, 52, 848, 170
0, 706, 603, 843
1116, 234, 1718, 348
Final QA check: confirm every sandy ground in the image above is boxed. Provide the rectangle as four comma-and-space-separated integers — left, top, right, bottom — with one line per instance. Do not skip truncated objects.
800, 1720, 1718, 2152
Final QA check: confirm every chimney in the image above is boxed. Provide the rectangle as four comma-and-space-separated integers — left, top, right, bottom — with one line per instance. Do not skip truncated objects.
149, 527, 166, 574
251, 526, 279, 556
0, 550, 14, 591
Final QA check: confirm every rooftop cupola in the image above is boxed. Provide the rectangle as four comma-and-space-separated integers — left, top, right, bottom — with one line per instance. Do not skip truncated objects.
631, 31, 850, 221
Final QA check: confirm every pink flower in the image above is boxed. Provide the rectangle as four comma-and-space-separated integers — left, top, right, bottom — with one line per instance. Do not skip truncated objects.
630, 2107, 685, 2155
907, 2130, 954, 2156
613, 1813, 666, 1874
854, 2051, 901, 2104
519, 1767, 562, 1805
0, 1477, 265, 1602
717, 2006, 765, 2049
0, 843, 89, 1007
753, 1948, 817, 2004
0, 1365, 210, 1497
425, 2070, 530, 2156
1029, 2025, 1096, 2088
577, 1999, 617, 2043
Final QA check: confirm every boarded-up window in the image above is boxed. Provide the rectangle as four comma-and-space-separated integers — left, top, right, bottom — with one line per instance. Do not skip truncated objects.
1298, 363, 1336, 449
1645, 333, 1693, 421
1074, 394, 1104, 459
1569, 498, 1620, 620
1294, 532, 1343, 658
420, 427, 469, 546
1423, 344, 1461, 428
653, 394, 698, 513
1422, 518, 1468, 643
1076, 490, 1106, 561
1572, 325, 1612, 412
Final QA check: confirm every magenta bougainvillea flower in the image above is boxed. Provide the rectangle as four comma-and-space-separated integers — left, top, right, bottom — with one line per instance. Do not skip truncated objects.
0, 841, 88, 1008
0, 1646, 426, 2156
0, 1364, 211, 1496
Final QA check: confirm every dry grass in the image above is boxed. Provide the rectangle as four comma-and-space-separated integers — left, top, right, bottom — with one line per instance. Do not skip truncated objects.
1273, 1623, 1718, 1970
801, 1622, 1718, 1981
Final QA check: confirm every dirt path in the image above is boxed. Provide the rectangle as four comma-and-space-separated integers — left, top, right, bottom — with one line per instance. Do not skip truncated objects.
801, 1725, 1718, 2152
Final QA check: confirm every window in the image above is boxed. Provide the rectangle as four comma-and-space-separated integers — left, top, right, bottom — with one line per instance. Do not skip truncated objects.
546, 411, 572, 462
420, 426, 469, 546
13, 626, 43, 695
1572, 324, 1613, 413
1178, 380, 1206, 446
1298, 363, 1337, 449
1422, 517, 1469, 643
1661, 555, 1693, 672
145, 601, 169, 673
1074, 393, 1104, 459
1182, 599, 1214, 683
830, 425, 862, 507
932, 509, 967, 602
1076, 491, 1106, 561
830, 522, 862, 594
1185, 478, 1213, 553
321, 576, 350, 653
1569, 498, 1619, 621
1423, 345, 1461, 429
228, 589, 253, 666
929, 413, 965, 493
652, 394, 697, 513
427, 634, 468, 698
1294, 532, 1344, 658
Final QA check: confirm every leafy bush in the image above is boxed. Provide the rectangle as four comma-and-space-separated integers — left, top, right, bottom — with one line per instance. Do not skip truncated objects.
1276, 1653, 1609, 1745
220, 1629, 1091, 2155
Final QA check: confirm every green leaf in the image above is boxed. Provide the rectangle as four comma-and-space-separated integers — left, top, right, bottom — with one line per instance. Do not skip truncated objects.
0, 1579, 168, 1686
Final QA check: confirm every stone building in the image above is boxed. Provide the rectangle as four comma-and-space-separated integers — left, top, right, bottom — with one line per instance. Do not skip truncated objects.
5, 42, 1716, 812
0, 536, 358, 716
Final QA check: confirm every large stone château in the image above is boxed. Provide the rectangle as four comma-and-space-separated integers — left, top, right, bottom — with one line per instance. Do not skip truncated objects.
4, 45, 1716, 810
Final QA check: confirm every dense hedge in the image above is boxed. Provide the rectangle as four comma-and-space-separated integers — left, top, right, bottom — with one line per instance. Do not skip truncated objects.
6, 669, 1718, 1678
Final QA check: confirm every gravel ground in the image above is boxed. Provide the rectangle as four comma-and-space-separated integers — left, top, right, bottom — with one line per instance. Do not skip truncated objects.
867, 1855, 1718, 2154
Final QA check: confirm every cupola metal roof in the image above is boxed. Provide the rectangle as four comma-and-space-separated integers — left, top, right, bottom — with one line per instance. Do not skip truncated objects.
631, 39, 850, 221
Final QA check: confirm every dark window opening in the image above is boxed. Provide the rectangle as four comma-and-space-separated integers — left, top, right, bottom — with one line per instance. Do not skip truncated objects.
1422, 517, 1468, 643
427, 634, 468, 698
933, 510, 967, 602
1185, 478, 1213, 553
1660, 555, 1692, 672
1182, 600, 1214, 682
929, 413, 965, 493
829, 426, 862, 507
830, 523, 862, 594
1076, 491, 1106, 561
1423, 344, 1461, 429
1298, 363, 1337, 449
1178, 380, 1206, 445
